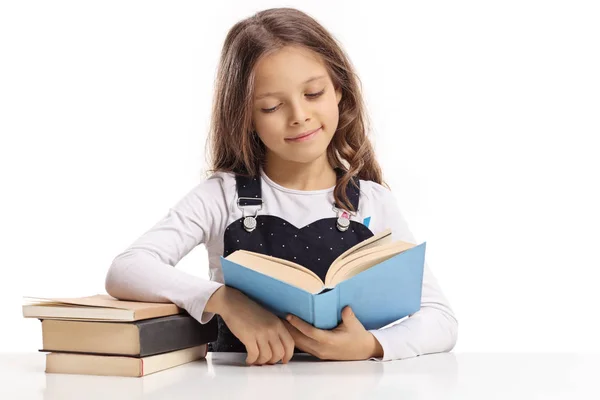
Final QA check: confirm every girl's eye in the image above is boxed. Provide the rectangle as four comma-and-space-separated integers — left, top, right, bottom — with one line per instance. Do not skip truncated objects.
306, 89, 325, 98
262, 105, 279, 113
261, 89, 325, 113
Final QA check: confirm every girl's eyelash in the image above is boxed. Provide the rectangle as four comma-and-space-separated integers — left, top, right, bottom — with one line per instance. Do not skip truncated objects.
306, 89, 325, 98
262, 89, 325, 113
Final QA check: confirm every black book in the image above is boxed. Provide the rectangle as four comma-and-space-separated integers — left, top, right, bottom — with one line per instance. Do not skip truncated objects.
39, 313, 218, 357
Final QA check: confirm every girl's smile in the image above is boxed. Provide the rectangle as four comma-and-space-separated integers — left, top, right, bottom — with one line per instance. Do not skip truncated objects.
285, 126, 322, 143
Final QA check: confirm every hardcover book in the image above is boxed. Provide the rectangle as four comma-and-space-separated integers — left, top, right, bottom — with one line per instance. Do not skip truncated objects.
221, 229, 426, 330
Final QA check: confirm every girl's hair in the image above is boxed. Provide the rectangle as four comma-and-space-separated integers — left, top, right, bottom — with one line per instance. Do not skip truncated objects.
206, 7, 385, 212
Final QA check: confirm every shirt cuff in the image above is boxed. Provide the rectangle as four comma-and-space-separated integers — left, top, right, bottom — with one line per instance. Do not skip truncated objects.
368, 329, 393, 361
188, 280, 225, 324
368, 324, 419, 362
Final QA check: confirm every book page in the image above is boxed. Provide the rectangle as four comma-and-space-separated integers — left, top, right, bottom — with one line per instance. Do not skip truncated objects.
235, 250, 322, 282
326, 241, 417, 286
325, 229, 393, 283
225, 251, 324, 293
22, 294, 176, 311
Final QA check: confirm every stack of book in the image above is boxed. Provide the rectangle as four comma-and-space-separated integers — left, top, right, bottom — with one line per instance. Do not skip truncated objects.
22, 294, 218, 377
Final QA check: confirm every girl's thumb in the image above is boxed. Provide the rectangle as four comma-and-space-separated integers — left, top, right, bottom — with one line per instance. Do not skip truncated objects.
342, 306, 359, 326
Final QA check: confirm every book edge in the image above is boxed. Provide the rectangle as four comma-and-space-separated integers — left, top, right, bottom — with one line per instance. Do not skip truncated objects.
221, 255, 324, 294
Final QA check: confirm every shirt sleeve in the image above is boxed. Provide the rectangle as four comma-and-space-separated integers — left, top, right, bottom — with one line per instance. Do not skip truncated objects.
104, 173, 230, 324
365, 184, 458, 361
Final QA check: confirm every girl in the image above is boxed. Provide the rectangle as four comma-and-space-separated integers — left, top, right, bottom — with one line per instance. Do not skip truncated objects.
105, 7, 458, 366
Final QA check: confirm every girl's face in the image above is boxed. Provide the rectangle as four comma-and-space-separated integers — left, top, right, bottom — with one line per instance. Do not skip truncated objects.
251, 46, 342, 165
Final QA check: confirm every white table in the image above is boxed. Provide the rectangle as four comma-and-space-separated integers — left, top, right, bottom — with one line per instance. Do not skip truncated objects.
0, 352, 598, 399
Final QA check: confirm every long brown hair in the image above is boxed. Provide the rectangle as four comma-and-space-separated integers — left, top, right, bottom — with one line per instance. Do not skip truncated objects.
205, 7, 386, 212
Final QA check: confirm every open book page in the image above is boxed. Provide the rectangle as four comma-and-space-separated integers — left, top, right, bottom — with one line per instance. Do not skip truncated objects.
235, 250, 322, 281
225, 251, 324, 293
326, 240, 417, 286
22, 294, 173, 310
325, 228, 393, 284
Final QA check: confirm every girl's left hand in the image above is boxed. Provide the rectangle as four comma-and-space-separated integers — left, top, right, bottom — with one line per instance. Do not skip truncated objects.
284, 306, 383, 361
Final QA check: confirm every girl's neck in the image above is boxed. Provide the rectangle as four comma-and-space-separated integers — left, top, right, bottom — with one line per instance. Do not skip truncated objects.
262, 153, 337, 191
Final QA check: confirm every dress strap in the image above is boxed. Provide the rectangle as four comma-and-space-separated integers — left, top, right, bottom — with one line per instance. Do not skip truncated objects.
234, 168, 360, 211
235, 173, 262, 206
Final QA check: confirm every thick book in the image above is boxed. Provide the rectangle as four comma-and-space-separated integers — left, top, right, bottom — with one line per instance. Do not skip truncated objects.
22, 294, 182, 322
44, 344, 208, 377
221, 228, 426, 330
39, 313, 218, 357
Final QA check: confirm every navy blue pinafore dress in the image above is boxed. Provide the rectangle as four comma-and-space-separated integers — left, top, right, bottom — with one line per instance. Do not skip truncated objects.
208, 168, 374, 352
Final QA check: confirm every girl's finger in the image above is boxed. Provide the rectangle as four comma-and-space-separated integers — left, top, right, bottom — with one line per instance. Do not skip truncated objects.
245, 340, 259, 365
279, 328, 296, 363
268, 337, 285, 364
255, 338, 272, 365
284, 320, 323, 356
286, 314, 328, 342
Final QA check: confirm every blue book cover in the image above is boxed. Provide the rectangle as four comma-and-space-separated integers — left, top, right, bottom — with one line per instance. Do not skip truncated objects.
221, 231, 426, 329
220, 233, 426, 330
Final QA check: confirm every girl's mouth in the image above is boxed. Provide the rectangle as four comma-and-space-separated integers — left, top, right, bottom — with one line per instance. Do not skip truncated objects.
285, 126, 322, 142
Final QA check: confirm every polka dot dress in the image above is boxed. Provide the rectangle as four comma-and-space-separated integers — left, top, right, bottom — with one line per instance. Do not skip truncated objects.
209, 168, 374, 353
224, 215, 373, 282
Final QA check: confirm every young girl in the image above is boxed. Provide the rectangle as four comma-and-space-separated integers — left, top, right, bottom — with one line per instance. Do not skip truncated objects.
105, 7, 457, 365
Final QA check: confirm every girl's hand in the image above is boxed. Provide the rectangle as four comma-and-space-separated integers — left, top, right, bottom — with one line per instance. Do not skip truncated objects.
284, 306, 383, 361
213, 286, 295, 365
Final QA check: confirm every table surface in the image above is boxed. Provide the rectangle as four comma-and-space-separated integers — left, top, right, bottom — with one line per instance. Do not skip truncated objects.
0, 352, 598, 399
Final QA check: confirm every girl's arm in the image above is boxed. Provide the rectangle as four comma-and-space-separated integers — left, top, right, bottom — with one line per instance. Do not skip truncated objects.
367, 187, 458, 361
104, 176, 228, 324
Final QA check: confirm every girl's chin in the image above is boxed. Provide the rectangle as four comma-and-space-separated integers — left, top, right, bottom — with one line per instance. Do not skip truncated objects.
275, 147, 331, 164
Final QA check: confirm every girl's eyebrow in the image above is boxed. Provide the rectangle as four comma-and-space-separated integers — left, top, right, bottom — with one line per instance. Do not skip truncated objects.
255, 75, 326, 100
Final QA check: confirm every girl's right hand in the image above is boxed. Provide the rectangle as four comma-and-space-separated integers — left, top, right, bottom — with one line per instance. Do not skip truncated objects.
208, 286, 295, 365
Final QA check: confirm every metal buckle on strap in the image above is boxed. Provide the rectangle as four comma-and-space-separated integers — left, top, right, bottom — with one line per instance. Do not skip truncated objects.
332, 204, 356, 232
237, 197, 263, 232
237, 197, 263, 208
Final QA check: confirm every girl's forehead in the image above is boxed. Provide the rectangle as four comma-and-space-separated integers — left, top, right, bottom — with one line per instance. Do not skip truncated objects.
254, 74, 328, 100
253, 47, 328, 90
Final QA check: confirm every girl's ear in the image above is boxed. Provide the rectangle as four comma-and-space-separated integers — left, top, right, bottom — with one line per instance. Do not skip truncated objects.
336, 87, 342, 104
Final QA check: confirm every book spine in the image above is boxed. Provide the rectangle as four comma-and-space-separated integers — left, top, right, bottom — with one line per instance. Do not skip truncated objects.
312, 289, 339, 330
138, 314, 218, 357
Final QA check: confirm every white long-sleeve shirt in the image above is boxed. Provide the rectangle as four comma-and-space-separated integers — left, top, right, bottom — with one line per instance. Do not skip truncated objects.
104, 168, 458, 361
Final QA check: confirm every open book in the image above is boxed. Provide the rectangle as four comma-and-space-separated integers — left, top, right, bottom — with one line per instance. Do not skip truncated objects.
225, 229, 415, 293
221, 229, 426, 330
22, 294, 182, 322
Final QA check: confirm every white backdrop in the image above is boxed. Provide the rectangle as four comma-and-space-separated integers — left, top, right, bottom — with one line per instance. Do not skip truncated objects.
1, 0, 599, 353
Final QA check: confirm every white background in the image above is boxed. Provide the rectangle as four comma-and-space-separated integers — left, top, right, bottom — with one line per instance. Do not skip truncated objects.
1, 1, 599, 353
